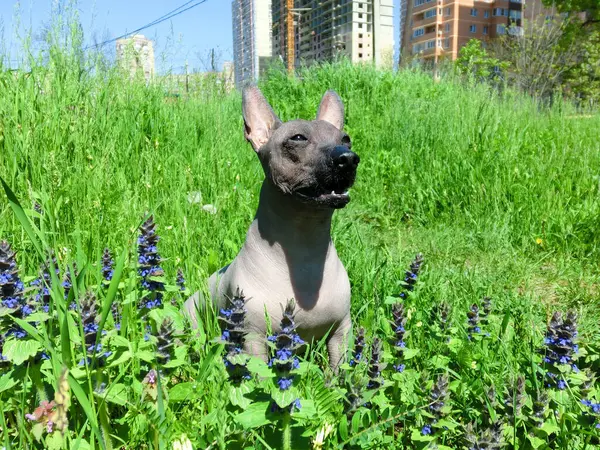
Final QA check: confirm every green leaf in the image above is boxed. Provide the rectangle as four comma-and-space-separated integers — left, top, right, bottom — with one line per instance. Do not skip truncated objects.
169, 382, 198, 402
339, 414, 349, 441
271, 385, 299, 408
430, 355, 451, 369
229, 383, 254, 408
234, 401, 272, 429
435, 418, 458, 430
0, 371, 17, 394
3, 339, 41, 365
526, 434, 547, 449
45, 429, 65, 450
0, 176, 44, 256
402, 348, 420, 360
292, 399, 316, 420
107, 350, 132, 368
97, 383, 128, 406
538, 421, 560, 436
247, 357, 274, 378
69, 373, 106, 450
411, 427, 434, 442
351, 410, 361, 434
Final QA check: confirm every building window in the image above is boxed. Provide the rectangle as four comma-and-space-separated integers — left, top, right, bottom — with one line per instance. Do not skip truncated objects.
443, 38, 450, 48
470, 8, 477, 16
359, 33, 363, 38
509, 10, 522, 19
359, 43, 363, 48
424, 8, 437, 19
483, 25, 488, 34
484, 10, 489, 18
469, 25, 476, 33
444, 23, 450, 32
359, 13, 363, 19
413, 28, 425, 37
497, 24, 506, 34
358, 23, 363, 28
358, 53, 363, 58
426, 40, 436, 49
445, 7, 451, 16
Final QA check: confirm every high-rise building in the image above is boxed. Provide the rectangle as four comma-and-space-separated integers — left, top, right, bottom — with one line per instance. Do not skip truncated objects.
399, 0, 550, 64
231, 0, 273, 88
116, 35, 155, 80
272, 1, 395, 70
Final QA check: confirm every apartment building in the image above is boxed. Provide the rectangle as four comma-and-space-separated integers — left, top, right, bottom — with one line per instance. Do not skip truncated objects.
400, 0, 546, 63
272, 1, 395, 69
231, 0, 273, 88
115, 35, 155, 81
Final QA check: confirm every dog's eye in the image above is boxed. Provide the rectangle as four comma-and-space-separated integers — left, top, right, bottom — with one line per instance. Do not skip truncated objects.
341, 135, 352, 148
289, 134, 308, 142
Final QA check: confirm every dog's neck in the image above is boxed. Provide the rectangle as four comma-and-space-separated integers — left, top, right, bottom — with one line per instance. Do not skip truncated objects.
246, 180, 334, 261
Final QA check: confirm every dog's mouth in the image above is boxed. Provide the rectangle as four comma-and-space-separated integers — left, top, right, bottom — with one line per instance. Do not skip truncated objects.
293, 185, 352, 208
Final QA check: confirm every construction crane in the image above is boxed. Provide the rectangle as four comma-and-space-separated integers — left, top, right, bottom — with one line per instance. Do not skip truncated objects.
286, 0, 294, 74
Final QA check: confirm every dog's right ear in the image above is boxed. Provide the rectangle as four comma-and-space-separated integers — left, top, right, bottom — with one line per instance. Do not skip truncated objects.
242, 85, 282, 152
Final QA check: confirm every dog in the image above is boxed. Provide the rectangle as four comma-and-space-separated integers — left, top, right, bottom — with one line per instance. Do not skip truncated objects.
185, 85, 359, 368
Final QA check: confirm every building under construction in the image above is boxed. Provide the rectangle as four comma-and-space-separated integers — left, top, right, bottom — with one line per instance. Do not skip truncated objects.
231, 0, 273, 88
272, 0, 395, 70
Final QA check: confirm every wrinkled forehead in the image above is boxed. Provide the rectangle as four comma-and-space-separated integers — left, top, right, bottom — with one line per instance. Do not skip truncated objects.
275, 119, 344, 142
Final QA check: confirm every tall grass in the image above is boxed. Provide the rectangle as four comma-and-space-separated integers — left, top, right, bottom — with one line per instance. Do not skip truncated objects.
0, 13, 599, 449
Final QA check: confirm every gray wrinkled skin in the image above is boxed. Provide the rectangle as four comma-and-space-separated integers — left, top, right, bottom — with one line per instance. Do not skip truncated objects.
185, 86, 358, 369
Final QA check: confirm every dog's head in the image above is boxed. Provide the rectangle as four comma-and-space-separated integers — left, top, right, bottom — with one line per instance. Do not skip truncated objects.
242, 85, 359, 209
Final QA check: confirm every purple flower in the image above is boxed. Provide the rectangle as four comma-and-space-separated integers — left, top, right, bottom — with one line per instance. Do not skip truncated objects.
219, 289, 250, 383
277, 377, 293, 390
421, 425, 432, 435
137, 216, 164, 309
176, 268, 185, 292
102, 248, 114, 282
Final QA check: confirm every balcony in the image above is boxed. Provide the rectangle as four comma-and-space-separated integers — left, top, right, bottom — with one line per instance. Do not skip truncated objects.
412, 0, 437, 14
412, 30, 437, 43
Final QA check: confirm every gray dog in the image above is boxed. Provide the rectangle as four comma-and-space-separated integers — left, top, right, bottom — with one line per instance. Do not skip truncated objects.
185, 85, 360, 368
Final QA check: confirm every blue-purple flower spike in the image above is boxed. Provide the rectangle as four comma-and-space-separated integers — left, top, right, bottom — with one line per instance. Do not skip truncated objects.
268, 300, 304, 402
155, 318, 175, 365
391, 303, 407, 373
78, 292, 111, 367
349, 327, 366, 367
367, 337, 384, 389
399, 253, 423, 298
176, 268, 185, 292
31, 256, 59, 313
102, 248, 114, 282
0, 241, 31, 338
467, 303, 481, 338
422, 373, 450, 435
542, 310, 578, 389
137, 216, 165, 310
219, 288, 251, 383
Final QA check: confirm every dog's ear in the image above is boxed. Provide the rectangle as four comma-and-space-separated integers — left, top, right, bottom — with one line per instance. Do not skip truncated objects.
316, 90, 344, 131
242, 85, 281, 152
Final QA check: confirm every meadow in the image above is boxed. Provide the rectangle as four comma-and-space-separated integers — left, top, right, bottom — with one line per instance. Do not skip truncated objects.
0, 38, 599, 449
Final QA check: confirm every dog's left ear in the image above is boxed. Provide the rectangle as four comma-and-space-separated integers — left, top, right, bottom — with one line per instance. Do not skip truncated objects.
316, 90, 344, 131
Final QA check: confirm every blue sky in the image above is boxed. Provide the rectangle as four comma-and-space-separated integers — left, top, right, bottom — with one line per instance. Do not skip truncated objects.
0, 1, 400, 73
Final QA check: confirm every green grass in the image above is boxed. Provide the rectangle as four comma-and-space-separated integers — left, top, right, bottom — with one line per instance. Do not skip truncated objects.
0, 32, 600, 449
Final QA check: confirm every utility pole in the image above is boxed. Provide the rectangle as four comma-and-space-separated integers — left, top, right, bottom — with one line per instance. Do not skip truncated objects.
286, 0, 294, 74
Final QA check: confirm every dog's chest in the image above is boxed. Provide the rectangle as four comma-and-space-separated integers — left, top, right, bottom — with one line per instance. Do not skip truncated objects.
221, 251, 351, 338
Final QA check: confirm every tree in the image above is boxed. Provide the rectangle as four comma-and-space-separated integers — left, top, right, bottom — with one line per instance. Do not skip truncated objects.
489, 19, 576, 101
564, 31, 600, 106
455, 39, 508, 81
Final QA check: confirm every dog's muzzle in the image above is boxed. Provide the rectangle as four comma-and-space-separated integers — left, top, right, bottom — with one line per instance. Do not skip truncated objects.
294, 145, 360, 209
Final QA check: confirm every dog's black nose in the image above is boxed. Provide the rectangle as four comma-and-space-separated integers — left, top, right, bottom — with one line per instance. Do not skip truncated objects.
331, 146, 360, 171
